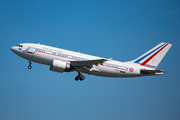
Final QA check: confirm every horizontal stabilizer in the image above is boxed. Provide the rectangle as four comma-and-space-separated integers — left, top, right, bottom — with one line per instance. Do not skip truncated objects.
140, 70, 166, 75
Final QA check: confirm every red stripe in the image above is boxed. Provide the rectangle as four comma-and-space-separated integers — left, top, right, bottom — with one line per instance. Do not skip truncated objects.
141, 43, 168, 66
143, 65, 155, 69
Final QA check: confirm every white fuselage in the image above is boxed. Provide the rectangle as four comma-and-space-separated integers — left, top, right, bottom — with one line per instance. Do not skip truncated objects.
11, 43, 156, 78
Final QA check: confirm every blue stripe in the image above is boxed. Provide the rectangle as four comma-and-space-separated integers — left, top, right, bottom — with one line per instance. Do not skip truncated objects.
145, 64, 156, 68
134, 43, 166, 64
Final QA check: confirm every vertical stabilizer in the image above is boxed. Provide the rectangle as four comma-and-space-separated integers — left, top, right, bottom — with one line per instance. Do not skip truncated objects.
132, 42, 172, 69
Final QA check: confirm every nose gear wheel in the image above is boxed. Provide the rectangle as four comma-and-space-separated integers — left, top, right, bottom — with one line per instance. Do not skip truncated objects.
28, 60, 32, 69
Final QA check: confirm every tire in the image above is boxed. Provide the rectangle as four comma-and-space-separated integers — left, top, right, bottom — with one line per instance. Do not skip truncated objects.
80, 76, 85, 81
28, 66, 32, 69
75, 76, 79, 81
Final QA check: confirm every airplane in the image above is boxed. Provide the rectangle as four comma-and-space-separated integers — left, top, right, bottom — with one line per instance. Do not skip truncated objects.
11, 42, 172, 81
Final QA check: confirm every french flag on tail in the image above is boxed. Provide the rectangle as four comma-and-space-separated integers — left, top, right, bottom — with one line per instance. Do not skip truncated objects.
132, 42, 172, 69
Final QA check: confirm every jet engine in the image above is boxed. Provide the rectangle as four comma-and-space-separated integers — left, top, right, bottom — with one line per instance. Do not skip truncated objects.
50, 59, 71, 73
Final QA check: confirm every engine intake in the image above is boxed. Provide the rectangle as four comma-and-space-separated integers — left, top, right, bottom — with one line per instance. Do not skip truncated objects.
50, 59, 71, 73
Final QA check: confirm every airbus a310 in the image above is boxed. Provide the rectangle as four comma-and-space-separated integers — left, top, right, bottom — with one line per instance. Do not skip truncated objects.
11, 42, 172, 81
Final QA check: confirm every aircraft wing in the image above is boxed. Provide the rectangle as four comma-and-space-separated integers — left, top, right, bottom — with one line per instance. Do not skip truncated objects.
140, 70, 166, 75
71, 59, 107, 67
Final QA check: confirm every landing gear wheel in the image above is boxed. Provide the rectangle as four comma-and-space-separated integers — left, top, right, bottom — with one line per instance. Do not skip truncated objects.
80, 75, 85, 81
75, 72, 85, 81
28, 66, 32, 69
28, 60, 32, 69
75, 76, 80, 81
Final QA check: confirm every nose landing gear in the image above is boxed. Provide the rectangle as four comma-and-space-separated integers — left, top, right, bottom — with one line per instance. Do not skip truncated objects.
75, 72, 85, 81
28, 60, 32, 69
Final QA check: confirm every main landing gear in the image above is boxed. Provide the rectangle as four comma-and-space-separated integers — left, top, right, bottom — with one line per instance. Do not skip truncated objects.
75, 72, 85, 81
28, 60, 32, 69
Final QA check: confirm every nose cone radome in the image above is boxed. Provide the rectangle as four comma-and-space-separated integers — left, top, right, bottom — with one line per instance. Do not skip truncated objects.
11, 46, 19, 54
11, 46, 15, 52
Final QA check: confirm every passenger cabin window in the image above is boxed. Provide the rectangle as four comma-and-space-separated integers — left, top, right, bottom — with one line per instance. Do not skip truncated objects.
16, 44, 23, 47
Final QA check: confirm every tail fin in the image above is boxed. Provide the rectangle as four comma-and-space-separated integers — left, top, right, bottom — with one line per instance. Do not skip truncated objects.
132, 42, 172, 69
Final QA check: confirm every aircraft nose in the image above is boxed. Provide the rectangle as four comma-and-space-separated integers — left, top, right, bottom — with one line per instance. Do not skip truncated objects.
11, 46, 17, 53
11, 47, 14, 51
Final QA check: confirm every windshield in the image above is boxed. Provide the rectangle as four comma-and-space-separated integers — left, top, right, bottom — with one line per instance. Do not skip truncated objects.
16, 44, 23, 47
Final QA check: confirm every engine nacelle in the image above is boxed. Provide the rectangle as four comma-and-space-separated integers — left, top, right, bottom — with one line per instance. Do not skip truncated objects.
50, 59, 71, 73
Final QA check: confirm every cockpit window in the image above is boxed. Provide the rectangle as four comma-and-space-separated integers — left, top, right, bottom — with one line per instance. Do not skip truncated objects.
16, 44, 23, 47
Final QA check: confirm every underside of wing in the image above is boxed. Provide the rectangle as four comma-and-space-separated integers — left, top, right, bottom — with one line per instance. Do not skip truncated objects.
140, 70, 166, 75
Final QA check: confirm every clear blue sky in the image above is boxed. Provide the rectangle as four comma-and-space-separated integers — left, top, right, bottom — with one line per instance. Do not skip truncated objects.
0, 0, 180, 120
